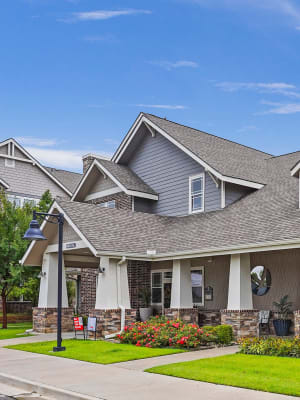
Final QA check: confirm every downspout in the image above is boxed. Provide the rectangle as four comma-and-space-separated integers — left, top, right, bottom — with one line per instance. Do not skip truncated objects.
105, 256, 127, 339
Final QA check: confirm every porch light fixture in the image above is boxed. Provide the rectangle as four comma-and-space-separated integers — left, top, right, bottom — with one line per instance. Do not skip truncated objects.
23, 210, 66, 352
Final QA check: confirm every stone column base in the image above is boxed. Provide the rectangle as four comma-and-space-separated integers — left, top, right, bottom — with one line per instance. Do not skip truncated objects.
198, 310, 221, 327
221, 309, 258, 338
33, 307, 74, 333
294, 310, 300, 336
89, 309, 137, 337
164, 308, 198, 324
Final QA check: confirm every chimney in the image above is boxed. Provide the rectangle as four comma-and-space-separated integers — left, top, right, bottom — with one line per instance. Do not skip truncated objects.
82, 153, 111, 174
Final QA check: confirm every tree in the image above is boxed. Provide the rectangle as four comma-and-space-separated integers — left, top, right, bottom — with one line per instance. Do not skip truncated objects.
0, 189, 53, 329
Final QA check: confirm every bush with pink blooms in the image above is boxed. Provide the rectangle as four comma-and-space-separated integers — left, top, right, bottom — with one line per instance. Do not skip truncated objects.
117, 316, 233, 349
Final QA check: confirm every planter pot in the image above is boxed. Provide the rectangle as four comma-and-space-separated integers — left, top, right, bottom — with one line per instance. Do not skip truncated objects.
273, 319, 291, 336
139, 307, 152, 322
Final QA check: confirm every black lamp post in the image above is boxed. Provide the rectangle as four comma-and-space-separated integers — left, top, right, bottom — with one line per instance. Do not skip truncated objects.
24, 210, 66, 352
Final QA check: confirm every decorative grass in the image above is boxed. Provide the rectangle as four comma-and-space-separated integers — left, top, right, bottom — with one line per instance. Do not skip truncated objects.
146, 353, 300, 397
7, 339, 184, 364
0, 323, 32, 340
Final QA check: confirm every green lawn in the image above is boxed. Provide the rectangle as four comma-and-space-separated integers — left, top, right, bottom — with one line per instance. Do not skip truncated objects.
146, 354, 300, 397
7, 339, 184, 364
0, 323, 32, 340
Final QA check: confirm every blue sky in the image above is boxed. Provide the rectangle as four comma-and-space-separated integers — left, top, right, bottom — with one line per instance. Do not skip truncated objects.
1, 0, 300, 171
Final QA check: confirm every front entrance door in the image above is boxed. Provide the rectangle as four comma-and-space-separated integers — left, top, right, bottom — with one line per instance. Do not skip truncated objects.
164, 282, 171, 308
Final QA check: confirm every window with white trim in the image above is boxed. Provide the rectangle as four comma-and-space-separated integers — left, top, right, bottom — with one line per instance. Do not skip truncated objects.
191, 267, 204, 305
151, 272, 162, 304
98, 200, 116, 209
6, 195, 39, 208
189, 174, 204, 213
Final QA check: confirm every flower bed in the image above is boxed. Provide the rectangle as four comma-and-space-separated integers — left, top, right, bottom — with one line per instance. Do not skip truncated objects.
239, 336, 300, 358
118, 316, 233, 349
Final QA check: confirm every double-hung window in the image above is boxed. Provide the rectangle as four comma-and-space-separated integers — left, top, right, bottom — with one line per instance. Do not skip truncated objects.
189, 173, 204, 213
98, 200, 116, 209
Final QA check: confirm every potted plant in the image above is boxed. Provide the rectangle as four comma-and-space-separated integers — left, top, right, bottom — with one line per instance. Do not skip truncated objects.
273, 295, 293, 336
139, 287, 152, 322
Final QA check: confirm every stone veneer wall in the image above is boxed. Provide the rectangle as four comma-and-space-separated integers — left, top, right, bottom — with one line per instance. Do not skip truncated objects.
294, 311, 300, 336
221, 310, 259, 338
198, 310, 221, 327
88, 192, 132, 210
164, 308, 198, 324
89, 309, 137, 337
79, 269, 98, 315
33, 307, 74, 333
127, 260, 151, 309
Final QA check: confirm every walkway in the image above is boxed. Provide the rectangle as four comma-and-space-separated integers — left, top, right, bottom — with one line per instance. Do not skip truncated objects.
0, 338, 294, 400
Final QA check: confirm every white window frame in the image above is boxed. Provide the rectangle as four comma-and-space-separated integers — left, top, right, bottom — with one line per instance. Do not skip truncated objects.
191, 266, 205, 306
6, 195, 39, 208
151, 269, 172, 306
98, 200, 116, 209
189, 173, 205, 214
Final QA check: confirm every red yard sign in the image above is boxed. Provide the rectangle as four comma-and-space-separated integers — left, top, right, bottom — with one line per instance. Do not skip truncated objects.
73, 317, 84, 331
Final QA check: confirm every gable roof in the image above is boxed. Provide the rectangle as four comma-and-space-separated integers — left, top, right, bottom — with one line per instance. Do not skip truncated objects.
45, 167, 82, 193
0, 138, 74, 196
72, 158, 158, 201
112, 113, 271, 189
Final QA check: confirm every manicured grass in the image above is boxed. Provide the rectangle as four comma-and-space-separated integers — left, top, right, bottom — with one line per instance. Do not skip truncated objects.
0, 323, 32, 340
7, 339, 185, 364
146, 353, 300, 397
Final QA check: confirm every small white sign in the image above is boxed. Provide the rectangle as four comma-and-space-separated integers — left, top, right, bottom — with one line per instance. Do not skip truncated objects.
88, 317, 97, 332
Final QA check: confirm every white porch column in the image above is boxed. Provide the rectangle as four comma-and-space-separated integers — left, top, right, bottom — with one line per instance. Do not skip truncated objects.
170, 259, 193, 308
38, 253, 68, 308
227, 253, 253, 310
95, 257, 131, 309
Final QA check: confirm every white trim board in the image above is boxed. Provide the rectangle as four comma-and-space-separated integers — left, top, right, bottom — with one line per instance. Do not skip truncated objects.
72, 158, 158, 201
85, 187, 122, 201
291, 161, 300, 177
0, 138, 72, 196
0, 178, 10, 189
112, 114, 265, 191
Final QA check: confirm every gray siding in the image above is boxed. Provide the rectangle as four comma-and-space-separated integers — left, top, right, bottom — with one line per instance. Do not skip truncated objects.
0, 158, 68, 198
89, 174, 117, 195
0, 144, 8, 155
225, 182, 253, 207
127, 132, 221, 216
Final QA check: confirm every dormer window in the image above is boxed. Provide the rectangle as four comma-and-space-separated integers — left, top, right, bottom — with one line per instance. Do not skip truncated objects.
189, 173, 205, 214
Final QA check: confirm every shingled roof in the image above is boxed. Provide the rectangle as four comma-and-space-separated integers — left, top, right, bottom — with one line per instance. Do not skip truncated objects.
45, 167, 82, 193
54, 149, 300, 257
133, 113, 274, 186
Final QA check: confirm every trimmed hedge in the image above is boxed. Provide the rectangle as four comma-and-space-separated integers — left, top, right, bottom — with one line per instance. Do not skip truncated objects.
239, 336, 300, 358
118, 316, 233, 349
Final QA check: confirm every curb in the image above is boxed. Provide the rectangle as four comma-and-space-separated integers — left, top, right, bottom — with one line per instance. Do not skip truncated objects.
0, 373, 104, 400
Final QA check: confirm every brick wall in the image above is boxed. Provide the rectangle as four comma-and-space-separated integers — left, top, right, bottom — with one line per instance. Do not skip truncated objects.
79, 269, 97, 315
221, 310, 259, 338
89, 309, 137, 337
33, 307, 74, 333
164, 308, 198, 324
88, 192, 132, 210
127, 260, 151, 309
199, 310, 221, 326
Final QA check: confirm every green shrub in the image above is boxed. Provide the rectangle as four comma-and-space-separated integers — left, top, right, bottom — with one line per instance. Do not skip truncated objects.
239, 336, 300, 358
118, 316, 232, 349
214, 325, 233, 345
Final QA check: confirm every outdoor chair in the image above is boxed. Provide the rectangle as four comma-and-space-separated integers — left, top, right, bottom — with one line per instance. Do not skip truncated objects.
258, 310, 271, 336
73, 316, 86, 340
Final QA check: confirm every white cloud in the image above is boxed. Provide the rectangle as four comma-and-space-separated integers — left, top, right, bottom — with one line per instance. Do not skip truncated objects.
261, 102, 300, 114
136, 104, 187, 110
60, 9, 152, 23
25, 147, 112, 171
150, 60, 198, 71
16, 136, 58, 147
182, 0, 300, 23
215, 81, 300, 98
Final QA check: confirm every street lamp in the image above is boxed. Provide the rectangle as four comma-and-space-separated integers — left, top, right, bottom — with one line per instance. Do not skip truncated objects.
24, 210, 66, 352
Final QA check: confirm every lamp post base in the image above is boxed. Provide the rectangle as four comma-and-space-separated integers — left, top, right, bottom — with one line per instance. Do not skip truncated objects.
53, 346, 66, 352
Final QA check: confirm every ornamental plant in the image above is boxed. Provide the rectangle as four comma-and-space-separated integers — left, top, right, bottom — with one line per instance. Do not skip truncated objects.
118, 316, 233, 349
239, 336, 300, 358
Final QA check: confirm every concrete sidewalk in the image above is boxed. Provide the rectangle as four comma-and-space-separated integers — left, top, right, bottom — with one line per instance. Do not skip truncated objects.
0, 333, 74, 348
0, 345, 295, 400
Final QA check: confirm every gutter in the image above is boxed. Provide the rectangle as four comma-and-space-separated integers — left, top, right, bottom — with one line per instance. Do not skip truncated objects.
105, 256, 127, 339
